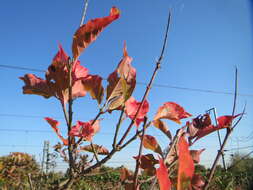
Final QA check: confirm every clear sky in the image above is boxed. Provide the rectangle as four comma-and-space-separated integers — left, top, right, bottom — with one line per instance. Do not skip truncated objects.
0, 0, 252, 171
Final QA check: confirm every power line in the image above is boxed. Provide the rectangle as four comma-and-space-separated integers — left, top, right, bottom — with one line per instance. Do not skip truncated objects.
1, 64, 252, 97
0, 113, 63, 119
224, 145, 253, 151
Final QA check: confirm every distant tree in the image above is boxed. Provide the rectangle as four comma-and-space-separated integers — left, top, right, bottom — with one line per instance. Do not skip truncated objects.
228, 153, 253, 190
0, 152, 40, 190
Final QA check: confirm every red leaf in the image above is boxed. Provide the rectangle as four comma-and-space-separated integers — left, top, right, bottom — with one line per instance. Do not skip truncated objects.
19, 74, 54, 98
72, 60, 89, 81
69, 120, 100, 141
191, 174, 205, 190
106, 42, 136, 112
190, 114, 242, 143
190, 149, 205, 164
153, 119, 172, 140
154, 102, 192, 124
45, 117, 68, 145
79, 144, 109, 155
143, 135, 163, 155
217, 114, 241, 128
82, 75, 104, 104
156, 157, 171, 190
125, 97, 149, 126
45, 45, 88, 104
72, 7, 120, 60
133, 154, 158, 176
177, 136, 194, 190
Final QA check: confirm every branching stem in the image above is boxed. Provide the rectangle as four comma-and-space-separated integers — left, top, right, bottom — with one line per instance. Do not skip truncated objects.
117, 11, 172, 146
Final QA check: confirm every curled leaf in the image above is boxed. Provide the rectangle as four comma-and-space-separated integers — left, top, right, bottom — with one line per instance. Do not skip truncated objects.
177, 136, 194, 190
125, 97, 149, 126
191, 174, 205, 190
79, 144, 109, 155
143, 135, 163, 155
106, 43, 136, 112
44, 117, 68, 145
133, 154, 158, 176
156, 157, 171, 190
217, 114, 242, 128
72, 7, 120, 60
82, 75, 104, 104
19, 74, 54, 98
153, 119, 172, 140
190, 149, 205, 164
154, 102, 192, 124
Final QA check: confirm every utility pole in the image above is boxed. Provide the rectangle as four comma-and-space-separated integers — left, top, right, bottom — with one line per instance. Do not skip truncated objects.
41, 141, 49, 174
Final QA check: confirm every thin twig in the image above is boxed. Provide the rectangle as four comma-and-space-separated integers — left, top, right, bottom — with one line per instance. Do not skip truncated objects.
133, 117, 147, 188
213, 108, 226, 170
80, 0, 89, 26
81, 122, 152, 175
117, 11, 172, 146
232, 67, 238, 117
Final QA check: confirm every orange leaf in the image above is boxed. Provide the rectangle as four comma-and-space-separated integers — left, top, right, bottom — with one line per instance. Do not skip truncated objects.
79, 144, 109, 155
156, 157, 171, 190
82, 75, 104, 104
154, 102, 192, 124
125, 97, 149, 126
153, 119, 172, 140
143, 135, 163, 155
72, 7, 120, 60
45, 117, 68, 145
177, 136, 194, 190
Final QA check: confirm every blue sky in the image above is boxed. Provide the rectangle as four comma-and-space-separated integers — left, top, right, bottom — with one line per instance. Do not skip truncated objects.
0, 0, 252, 171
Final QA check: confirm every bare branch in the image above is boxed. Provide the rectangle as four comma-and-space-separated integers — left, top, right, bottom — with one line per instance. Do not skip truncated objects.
117, 11, 172, 146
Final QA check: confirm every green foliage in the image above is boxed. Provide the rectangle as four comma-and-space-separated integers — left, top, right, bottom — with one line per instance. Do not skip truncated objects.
0, 152, 40, 190
208, 154, 253, 190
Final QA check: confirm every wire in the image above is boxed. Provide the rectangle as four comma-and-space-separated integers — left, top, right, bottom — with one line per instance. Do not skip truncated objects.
1, 64, 252, 97
224, 145, 253, 151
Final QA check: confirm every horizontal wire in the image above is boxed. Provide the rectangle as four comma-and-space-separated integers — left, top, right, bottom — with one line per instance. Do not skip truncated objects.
1, 64, 252, 97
